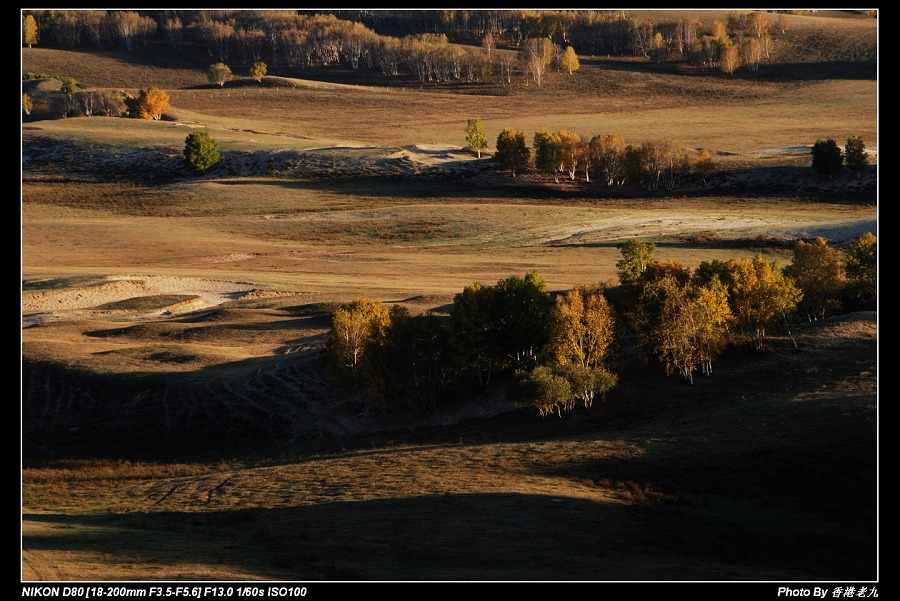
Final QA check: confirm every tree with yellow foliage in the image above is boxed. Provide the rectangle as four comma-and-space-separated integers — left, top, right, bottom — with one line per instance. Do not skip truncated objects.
694, 147, 714, 186
23, 14, 38, 48
322, 298, 392, 383
207, 63, 233, 88
560, 46, 580, 74
126, 86, 170, 120
631, 274, 733, 384
250, 61, 267, 84
844, 232, 877, 307
726, 255, 802, 350
784, 237, 846, 321
546, 285, 617, 407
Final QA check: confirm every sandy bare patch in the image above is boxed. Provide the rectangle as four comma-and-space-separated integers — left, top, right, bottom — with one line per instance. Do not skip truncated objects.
386, 144, 481, 167
203, 253, 263, 263
22, 275, 262, 325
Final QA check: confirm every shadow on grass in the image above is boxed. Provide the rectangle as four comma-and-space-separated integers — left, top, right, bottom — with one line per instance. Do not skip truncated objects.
582, 58, 877, 82
21, 489, 856, 581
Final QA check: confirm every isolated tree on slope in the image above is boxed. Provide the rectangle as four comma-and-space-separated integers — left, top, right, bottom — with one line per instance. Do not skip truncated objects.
250, 61, 267, 83
465, 117, 488, 158
207, 63, 233, 87
22, 93, 33, 116
561, 46, 580, 74
184, 130, 220, 171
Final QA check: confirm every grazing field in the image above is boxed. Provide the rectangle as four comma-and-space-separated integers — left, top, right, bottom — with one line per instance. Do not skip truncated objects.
21, 9, 877, 583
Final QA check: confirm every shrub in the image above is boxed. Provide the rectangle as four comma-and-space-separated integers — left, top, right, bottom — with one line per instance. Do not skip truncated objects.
183, 130, 220, 171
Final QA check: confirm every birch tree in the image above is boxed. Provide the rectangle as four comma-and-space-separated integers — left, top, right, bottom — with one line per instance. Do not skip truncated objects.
784, 237, 846, 321
726, 255, 802, 350
534, 128, 563, 183
465, 117, 488, 158
323, 299, 391, 383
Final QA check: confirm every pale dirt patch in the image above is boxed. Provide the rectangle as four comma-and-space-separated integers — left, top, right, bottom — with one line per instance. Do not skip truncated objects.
22, 275, 262, 325
386, 144, 480, 167
748, 145, 877, 161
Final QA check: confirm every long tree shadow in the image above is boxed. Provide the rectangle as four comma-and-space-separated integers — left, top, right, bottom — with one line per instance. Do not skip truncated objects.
20, 490, 841, 581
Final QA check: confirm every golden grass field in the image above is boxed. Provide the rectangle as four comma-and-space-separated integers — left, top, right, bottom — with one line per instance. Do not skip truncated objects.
21, 9, 877, 583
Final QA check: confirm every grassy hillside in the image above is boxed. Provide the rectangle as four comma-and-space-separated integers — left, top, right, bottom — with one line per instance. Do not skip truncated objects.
23, 312, 877, 581
21, 9, 877, 583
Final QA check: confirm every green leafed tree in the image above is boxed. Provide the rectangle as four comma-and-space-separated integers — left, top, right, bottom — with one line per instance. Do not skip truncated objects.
492, 271, 552, 369
60, 77, 78, 97
844, 135, 869, 179
250, 61, 267, 83
510, 366, 573, 418
617, 238, 656, 285
448, 282, 501, 387
494, 128, 530, 177
465, 117, 488, 158
183, 130, 221, 171
207, 63, 233, 87
811, 138, 843, 180
843, 232, 877, 307
556, 364, 617, 410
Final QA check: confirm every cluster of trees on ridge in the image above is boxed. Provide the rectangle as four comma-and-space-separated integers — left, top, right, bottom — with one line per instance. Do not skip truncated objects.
23, 8, 843, 94
468, 117, 870, 187
18, 75, 871, 188
322, 232, 876, 418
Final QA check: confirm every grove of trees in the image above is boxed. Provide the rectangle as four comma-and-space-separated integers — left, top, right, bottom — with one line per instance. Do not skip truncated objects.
488, 125, 711, 190
21, 8, 827, 94
321, 232, 875, 417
